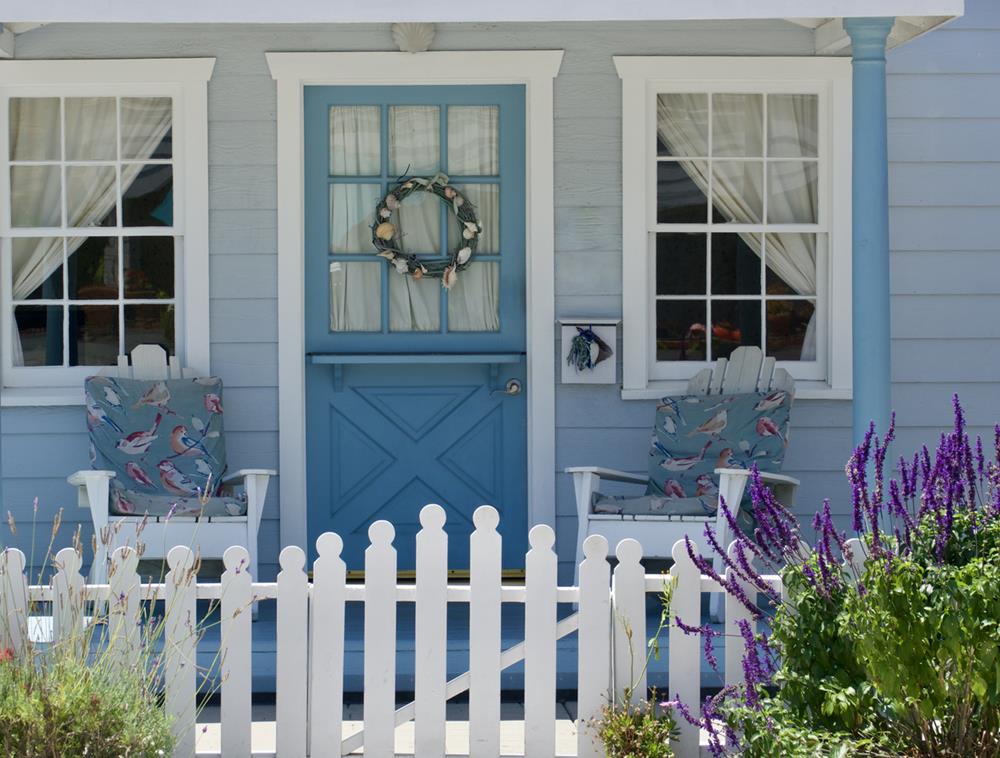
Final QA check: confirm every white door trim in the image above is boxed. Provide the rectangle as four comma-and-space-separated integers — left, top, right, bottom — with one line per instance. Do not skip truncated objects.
267, 50, 564, 550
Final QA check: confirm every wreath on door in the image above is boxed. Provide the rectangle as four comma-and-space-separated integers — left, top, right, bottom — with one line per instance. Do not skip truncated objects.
371, 174, 482, 289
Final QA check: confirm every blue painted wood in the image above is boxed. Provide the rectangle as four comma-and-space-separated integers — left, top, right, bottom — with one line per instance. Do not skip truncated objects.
846, 17, 895, 444
304, 85, 528, 570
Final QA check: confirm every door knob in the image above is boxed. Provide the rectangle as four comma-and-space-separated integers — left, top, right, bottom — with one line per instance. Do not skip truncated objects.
504, 379, 522, 396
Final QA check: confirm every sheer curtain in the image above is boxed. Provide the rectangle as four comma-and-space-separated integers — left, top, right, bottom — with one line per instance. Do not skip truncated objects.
9, 97, 173, 364
657, 94, 817, 359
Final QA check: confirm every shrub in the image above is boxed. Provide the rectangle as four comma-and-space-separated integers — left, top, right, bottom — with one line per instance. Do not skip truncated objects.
0, 651, 174, 757
677, 396, 1000, 757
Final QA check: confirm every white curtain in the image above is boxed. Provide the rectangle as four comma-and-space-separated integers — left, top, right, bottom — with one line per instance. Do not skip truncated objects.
657, 93, 818, 359
331, 105, 500, 332
9, 97, 173, 365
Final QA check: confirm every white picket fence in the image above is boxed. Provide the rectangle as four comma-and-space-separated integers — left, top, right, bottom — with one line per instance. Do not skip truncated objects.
0, 503, 786, 758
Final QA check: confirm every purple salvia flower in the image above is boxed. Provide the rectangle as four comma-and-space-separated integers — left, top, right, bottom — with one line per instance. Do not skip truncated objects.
685, 536, 761, 620
976, 436, 986, 480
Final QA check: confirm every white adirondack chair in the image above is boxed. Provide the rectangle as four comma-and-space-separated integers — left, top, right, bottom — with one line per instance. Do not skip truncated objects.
567, 347, 799, 590
69, 345, 276, 584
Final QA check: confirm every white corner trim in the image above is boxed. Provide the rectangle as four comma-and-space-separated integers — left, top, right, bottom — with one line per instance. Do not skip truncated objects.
268, 50, 564, 551
615, 55, 853, 400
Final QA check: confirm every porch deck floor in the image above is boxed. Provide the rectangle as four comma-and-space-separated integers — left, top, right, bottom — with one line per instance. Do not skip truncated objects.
193, 597, 726, 694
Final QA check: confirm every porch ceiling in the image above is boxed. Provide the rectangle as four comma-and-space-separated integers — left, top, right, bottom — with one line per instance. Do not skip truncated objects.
1, 1, 963, 53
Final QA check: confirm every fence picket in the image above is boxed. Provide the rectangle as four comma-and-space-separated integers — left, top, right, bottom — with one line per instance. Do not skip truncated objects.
108, 546, 141, 672
669, 539, 701, 757
415, 505, 448, 757
469, 505, 502, 758
365, 520, 397, 758
577, 534, 611, 758
524, 524, 557, 757
276, 545, 308, 757
51, 547, 85, 648
0, 548, 28, 655
164, 545, 198, 758
310, 532, 346, 758
612, 538, 646, 703
221, 545, 252, 757
724, 540, 754, 689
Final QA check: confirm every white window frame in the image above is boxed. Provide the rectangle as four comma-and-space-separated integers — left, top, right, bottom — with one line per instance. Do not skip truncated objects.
0, 58, 214, 406
615, 56, 852, 401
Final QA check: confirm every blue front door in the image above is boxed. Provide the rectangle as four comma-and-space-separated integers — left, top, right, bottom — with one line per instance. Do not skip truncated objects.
304, 86, 527, 570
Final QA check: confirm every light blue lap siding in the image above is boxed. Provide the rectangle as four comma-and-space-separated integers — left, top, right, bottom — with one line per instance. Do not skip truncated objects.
4, 8, 997, 581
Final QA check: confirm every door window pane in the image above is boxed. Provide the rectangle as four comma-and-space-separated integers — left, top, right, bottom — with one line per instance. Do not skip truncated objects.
68, 236, 118, 300
11, 166, 61, 227
657, 160, 708, 223
121, 97, 173, 159
67, 165, 118, 227
14, 305, 63, 366
330, 261, 381, 332
389, 106, 439, 176
656, 94, 708, 157
712, 94, 763, 157
448, 184, 498, 253
124, 236, 174, 298
390, 274, 440, 332
767, 300, 815, 360
447, 106, 498, 175
656, 233, 705, 295
768, 94, 818, 158
330, 106, 380, 175
656, 300, 706, 361
711, 300, 760, 360
448, 262, 499, 332
330, 183, 380, 253
394, 190, 440, 254
9, 98, 61, 161
767, 161, 818, 224
123, 164, 172, 226
712, 234, 760, 295
70, 304, 119, 365
65, 98, 117, 160
12, 238, 63, 300
125, 303, 174, 354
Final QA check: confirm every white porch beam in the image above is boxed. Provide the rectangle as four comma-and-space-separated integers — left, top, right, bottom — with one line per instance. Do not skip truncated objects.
0, 0, 963, 25
815, 18, 852, 54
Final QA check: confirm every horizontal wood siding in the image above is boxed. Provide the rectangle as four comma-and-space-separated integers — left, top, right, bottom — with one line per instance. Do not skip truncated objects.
4, 8, 995, 582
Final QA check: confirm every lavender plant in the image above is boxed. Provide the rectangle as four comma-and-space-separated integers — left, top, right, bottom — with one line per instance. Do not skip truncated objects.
677, 396, 1000, 757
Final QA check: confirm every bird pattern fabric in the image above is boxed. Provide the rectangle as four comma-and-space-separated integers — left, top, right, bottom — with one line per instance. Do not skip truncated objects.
84, 376, 246, 518
591, 390, 793, 523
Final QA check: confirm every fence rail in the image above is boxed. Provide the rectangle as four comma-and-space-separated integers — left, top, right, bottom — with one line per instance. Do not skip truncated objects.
0, 503, 804, 758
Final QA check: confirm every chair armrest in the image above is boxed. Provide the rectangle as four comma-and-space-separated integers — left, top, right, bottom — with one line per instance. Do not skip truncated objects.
67, 470, 116, 487
714, 468, 800, 488
564, 466, 648, 485
221, 469, 277, 486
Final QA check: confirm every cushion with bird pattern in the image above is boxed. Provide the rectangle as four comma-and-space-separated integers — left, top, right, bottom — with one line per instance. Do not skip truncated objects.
591, 389, 793, 524
85, 375, 246, 518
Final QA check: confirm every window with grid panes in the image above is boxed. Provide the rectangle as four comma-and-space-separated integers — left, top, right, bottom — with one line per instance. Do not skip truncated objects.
4, 95, 176, 371
653, 91, 824, 371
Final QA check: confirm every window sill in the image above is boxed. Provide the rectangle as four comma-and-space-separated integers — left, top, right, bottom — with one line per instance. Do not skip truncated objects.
620, 381, 852, 402
1, 387, 85, 407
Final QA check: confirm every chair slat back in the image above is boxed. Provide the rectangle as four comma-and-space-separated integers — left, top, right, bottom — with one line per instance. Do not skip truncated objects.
686, 346, 792, 397
104, 345, 192, 380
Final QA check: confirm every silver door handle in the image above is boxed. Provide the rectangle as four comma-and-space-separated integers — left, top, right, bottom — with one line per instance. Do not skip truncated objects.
491, 378, 523, 397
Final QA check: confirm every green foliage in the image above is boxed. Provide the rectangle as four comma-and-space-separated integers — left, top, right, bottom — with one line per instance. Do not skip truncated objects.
0, 651, 174, 757
844, 515, 1000, 757
769, 560, 880, 733
594, 698, 677, 758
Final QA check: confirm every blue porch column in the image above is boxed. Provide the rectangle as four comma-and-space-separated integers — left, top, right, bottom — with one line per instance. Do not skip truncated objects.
845, 17, 895, 443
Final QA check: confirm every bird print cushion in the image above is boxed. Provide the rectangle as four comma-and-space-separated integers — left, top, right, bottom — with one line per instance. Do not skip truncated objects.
591, 390, 793, 522
85, 376, 246, 518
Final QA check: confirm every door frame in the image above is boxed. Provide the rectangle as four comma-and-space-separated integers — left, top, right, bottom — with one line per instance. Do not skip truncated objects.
267, 50, 564, 550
